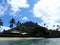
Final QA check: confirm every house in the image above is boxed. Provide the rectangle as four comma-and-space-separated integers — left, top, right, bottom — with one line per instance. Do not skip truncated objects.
10, 30, 21, 33
10, 30, 27, 35
11, 30, 20, 33
22, 32, 27, 35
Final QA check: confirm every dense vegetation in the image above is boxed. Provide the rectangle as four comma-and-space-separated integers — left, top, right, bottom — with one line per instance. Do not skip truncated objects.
0, 18, 60, 38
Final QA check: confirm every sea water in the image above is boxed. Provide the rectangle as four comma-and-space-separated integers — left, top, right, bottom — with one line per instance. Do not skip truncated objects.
0, 38, 60, 45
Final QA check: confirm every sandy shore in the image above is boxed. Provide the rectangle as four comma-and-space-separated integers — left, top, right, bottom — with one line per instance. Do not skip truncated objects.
0, 37, 44, 40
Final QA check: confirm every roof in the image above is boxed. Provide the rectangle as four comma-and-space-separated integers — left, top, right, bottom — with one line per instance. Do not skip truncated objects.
11, 30, 20, 33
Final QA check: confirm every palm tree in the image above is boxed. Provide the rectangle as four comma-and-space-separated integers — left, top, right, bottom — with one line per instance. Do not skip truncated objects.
57, 25, 59, 27
16, 21, 21, 27
9, 24, 13, 28
16, 21, 21, 30
9, 18, 16, 28
53, 25, 55, 27
44, 23, 46, 26
56, 25, 60, 31
44, 23, 46, 27
0, 18, 3, 28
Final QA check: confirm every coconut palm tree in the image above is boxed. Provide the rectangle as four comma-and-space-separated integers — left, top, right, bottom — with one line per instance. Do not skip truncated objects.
44, 23, 46, 26
57, 25, 59, 27
0, 18, 3, 28
56, 25, 60, 31
53, 25, 55, 27
16, 21, 21, 27
9, 18, 16, 28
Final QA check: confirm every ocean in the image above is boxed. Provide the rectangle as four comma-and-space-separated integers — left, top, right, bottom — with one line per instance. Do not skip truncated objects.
0, 38, 60, 45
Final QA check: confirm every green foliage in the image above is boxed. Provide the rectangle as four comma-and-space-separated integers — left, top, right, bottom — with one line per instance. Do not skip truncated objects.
1, 18, 60, 37
10, 18, 15, 24
9, 18, 16, 28
0, 18, 3, 26
20, 25, 27, 32
16, 21, 21, 27
9, 24, 13, 28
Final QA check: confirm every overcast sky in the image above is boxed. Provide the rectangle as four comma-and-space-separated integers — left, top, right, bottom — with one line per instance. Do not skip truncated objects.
0, 0, 60, 30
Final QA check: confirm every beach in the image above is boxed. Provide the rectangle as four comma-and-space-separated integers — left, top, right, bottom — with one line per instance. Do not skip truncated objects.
0, 37, 44, 40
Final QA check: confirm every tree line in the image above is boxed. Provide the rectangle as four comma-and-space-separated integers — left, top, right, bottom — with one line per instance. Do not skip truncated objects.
0, 18, 60, 37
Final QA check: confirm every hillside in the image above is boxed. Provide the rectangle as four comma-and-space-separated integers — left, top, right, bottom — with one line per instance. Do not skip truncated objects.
0, 21, 60, 38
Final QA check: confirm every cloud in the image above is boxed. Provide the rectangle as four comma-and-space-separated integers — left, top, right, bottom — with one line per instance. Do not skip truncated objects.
0, 26, 10, 32
7, 0, 29, 16
33, 0, 60, 30
22, 16, 28, 21
0, 0, 29, 16
0, 0, 9, 16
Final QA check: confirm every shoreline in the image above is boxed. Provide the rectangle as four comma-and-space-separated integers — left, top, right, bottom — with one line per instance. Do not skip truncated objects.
0, 37, 44, 40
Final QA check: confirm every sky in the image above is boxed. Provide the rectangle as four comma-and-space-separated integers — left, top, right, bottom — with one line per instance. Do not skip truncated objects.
0, 0, 60, 30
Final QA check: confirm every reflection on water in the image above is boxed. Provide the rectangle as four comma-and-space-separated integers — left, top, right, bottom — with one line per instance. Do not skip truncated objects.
8, 39, 50, 45
0, 38, 60, 45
